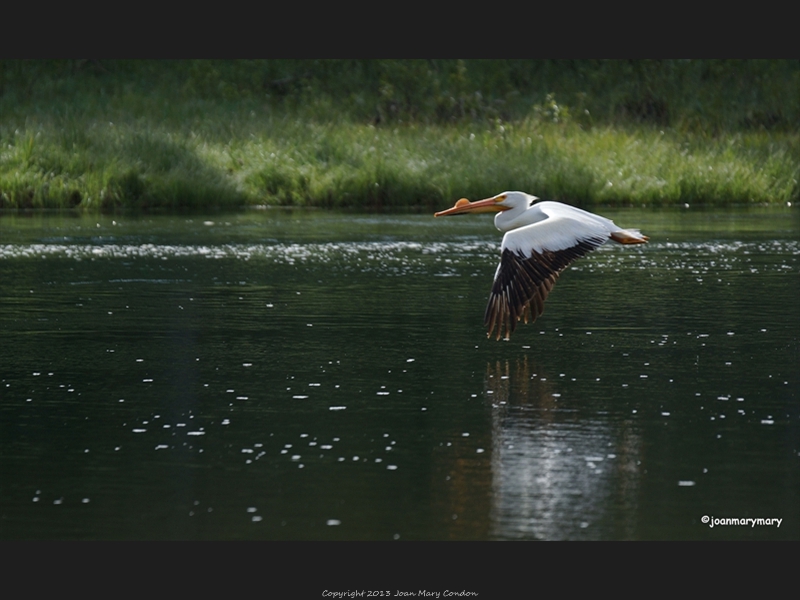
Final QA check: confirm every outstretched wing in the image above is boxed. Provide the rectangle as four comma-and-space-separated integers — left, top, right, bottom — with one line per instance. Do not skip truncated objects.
484, 213, 609, 340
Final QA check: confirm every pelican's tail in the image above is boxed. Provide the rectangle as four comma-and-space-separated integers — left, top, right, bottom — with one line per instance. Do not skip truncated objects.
610, 229, 649, 244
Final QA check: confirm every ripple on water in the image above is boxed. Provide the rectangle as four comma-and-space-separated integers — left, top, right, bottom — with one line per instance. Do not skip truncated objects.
0, 240, 499, 273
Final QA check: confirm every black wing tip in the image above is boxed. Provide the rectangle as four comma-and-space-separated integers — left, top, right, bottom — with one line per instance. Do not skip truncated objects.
484, 238, 606, 340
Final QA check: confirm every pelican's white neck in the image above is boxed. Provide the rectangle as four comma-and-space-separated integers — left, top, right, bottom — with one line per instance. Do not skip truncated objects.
494, 193, 543, 232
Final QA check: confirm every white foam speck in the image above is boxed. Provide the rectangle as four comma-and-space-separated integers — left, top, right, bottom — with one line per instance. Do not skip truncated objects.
678, 480, 696, 487
327, 519, 341, 526
329, 406, 346, 411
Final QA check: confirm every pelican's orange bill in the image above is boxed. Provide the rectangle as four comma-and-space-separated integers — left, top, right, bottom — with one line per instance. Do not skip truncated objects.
434, 197, 509, 217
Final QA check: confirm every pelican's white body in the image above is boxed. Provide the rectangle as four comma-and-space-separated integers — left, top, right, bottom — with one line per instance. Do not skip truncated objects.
494, 192, 640, 257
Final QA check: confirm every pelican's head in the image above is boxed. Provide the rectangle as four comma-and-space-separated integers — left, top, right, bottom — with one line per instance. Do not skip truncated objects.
434, 191, 537, 217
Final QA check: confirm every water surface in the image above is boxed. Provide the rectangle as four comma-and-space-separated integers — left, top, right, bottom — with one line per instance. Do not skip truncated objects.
1, 207, 797, 539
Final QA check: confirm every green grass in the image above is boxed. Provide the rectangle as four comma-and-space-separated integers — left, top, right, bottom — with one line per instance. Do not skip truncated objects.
1, 60, 798, 210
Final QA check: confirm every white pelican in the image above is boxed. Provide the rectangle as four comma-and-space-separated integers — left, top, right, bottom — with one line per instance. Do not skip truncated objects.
434, 191, 649, 340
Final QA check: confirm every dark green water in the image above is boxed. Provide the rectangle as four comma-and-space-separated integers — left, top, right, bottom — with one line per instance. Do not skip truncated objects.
1, 207, 798, 540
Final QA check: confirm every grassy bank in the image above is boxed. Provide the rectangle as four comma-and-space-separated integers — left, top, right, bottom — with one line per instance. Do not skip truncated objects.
1, 60, 798, 210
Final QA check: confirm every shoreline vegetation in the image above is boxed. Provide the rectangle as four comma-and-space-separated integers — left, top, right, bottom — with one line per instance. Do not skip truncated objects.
1, 59, 798, 212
